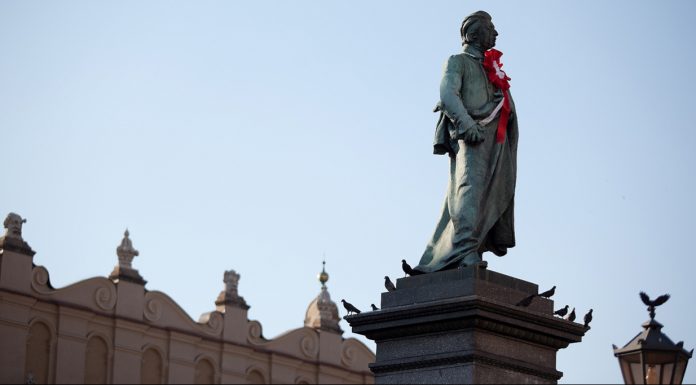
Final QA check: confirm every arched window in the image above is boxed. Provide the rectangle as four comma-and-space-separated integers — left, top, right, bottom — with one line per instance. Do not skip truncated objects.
246, 369, 266, 384
194, 358, 215, 384
84, 336, 109, 384
24, 322, 52, 384
141, 348, 163, 384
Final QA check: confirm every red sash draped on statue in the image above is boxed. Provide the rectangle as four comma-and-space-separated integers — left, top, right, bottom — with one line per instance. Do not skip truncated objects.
483, 49, 511, 143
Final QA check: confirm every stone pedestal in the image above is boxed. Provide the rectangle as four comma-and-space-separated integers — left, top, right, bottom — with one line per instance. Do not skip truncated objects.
346, 267, 586, 384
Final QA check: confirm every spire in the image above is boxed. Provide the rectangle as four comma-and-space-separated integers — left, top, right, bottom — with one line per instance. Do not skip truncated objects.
318, 260, 329, 287
109, 229, 146, 285
304, 260, 343, 334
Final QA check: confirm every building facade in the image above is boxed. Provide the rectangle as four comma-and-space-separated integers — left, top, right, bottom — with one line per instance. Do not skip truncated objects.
0, 212, 374, 384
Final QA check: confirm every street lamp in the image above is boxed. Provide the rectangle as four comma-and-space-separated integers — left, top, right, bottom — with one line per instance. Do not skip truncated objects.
613, 292, 693, 384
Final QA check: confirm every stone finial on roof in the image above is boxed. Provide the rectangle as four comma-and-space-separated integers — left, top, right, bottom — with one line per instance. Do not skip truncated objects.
116, 229, 139, 269
216, 269, 249, 310
109, 229, 146, 285
224, 270, 240, 297
0, 212, 35, 256
304, 261, 343, 334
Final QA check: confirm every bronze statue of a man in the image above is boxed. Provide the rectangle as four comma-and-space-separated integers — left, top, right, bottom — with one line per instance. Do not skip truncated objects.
416, 11, 518, 273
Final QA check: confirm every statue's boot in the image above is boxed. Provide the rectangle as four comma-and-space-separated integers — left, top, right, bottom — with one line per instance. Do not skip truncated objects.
461, 251, 488, 269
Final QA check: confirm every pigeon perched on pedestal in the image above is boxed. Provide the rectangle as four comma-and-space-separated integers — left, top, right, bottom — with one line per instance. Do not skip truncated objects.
371, 304, 379, 311
565, 307, 576, 322
384, 276, 396, 292
554, 305, 569, 317
584, 309, 593, 328
401, 259, 423, 276
538, 286, 556, 299
341, 299, 361, 315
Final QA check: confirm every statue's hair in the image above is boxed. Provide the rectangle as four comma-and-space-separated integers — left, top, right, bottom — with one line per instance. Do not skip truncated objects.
460, 11, 492, 45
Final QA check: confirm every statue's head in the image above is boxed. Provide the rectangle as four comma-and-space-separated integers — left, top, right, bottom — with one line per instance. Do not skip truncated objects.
460, 11, 497, 50
3, 212, 26, 239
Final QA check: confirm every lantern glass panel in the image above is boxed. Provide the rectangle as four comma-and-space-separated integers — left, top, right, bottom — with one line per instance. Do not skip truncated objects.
630, 362, 644, 385
660, 363, 674, 384
619, 358, 635, 384
673, 359, 686, 385
644, 364, 661, 385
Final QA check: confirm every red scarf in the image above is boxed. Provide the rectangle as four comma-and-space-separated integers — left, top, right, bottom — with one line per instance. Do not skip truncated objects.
483, 49, 511, 143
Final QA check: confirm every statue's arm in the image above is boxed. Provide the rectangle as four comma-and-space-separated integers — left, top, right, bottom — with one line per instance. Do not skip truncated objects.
439, 55, 481, 142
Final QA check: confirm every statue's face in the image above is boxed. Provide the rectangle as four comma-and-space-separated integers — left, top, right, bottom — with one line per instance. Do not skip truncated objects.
478, 19, 498, 50
5, 214, 23, 237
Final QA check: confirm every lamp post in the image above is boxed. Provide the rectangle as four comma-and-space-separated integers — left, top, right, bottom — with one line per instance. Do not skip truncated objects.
613, 292, 693, 384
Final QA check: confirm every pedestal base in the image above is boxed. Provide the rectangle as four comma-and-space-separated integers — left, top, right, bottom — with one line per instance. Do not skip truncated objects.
346, 267, 586, 384
109, 265, 146, 285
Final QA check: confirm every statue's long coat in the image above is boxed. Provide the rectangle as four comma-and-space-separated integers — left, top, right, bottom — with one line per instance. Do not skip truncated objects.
416, 45, 518, 273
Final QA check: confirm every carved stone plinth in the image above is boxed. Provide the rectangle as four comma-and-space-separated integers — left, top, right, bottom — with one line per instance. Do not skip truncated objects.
346, 267, 586, 384
108, 265, 146, 285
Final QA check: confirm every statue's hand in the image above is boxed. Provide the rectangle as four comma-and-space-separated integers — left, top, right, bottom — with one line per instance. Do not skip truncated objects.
462, 124, 485, 145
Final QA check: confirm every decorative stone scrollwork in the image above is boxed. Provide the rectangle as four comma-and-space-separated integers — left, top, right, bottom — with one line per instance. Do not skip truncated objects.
31, 266, 51, 294
203, 311, 223, 336
94, 285, 117, 311
341, 345, 356, 367
143, 298, 163, 322
300, 334, 319, 358
248, 320, 263, 341
31, 265, 117, 311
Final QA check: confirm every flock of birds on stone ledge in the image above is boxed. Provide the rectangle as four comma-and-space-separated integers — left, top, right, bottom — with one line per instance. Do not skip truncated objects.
340, 259, 593, 330
514, 285, 593, 329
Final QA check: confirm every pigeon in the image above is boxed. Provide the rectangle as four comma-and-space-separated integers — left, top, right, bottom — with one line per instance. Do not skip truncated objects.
554, 305, 569, 317
584, 309, 593, 328
515, 294, 535, 307
341, 299, 361, 315
565, 307, 576, 322
640, 292, 670, 319
371, 304, 379, 311
401, 259, 424, 276
384, 276, 396, 292
538, 286, 556, 299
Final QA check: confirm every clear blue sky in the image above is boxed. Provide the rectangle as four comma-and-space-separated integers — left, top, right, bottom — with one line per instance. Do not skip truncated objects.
2, 1, 696, 383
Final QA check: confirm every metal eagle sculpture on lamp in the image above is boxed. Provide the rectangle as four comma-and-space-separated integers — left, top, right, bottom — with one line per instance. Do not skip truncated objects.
639, 291, 670, 320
